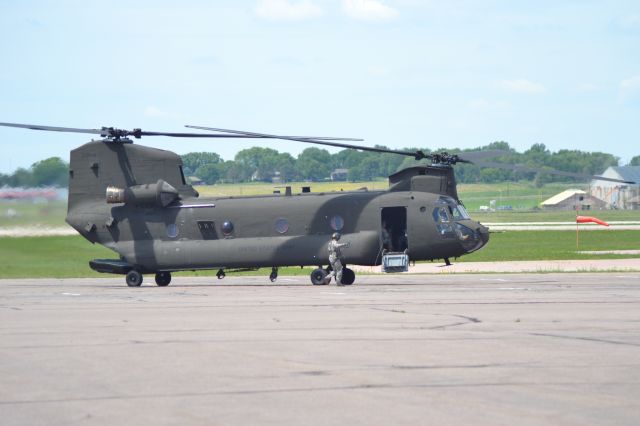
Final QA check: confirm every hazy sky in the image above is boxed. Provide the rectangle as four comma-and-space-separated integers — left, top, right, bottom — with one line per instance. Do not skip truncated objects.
1, 0, 639, 173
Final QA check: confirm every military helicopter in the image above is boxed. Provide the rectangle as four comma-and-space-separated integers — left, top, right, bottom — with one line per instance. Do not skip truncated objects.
0, 122, 632, 287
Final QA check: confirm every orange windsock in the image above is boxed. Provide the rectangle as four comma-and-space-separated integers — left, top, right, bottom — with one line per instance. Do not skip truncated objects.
576, 216, 609, 227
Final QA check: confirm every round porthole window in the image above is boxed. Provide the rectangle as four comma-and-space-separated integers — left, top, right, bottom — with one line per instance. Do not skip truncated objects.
330, 215, 344, 231
221, 221, 234, 236
166, 223, 179, 238
275, 218, 289, 234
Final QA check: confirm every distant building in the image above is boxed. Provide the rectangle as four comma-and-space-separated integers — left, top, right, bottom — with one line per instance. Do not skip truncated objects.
541, 189, 606, 211
271, 171, 284, 184
188, 176, 204, 186
331, 168, 349, 181
590, 166, 640, 210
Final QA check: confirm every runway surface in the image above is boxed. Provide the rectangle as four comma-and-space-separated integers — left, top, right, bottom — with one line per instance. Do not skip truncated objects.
1, 274, 639, 425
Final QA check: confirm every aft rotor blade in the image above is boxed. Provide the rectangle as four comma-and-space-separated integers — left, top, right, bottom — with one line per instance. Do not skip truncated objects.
0, 122, 106, 135
476, 161, 635, 184
460, 149, 511, 162
186, 125, 428, 159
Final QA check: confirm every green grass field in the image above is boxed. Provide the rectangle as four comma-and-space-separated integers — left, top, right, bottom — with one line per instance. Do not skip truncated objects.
1, 230, 638, 278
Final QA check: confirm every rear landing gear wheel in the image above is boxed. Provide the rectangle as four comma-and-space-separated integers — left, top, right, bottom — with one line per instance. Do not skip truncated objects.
341, 268, 355, 285
310, 268, 328, 285
126, 270, 143, 287
216, 269, 226, 280
269, 267, 278, 282
155, 272, 171, 286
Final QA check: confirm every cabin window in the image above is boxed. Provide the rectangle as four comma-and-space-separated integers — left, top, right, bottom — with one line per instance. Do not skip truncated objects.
166, 223, 179, 238
330, 215, 344, 231
274, 218, 289, 234
221, 221, 234, 236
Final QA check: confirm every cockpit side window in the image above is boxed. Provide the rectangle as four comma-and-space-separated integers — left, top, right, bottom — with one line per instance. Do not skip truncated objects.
432, 207, 450, 223
437, 196, 470, 220
178, 165, 187, 185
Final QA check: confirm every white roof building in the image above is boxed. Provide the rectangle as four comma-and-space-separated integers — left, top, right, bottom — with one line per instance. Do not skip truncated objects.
591, 166, 640, 209
541, 189, 606, 211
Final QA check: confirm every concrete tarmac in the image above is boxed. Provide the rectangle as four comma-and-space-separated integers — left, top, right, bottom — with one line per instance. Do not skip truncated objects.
1, 274, 639, 425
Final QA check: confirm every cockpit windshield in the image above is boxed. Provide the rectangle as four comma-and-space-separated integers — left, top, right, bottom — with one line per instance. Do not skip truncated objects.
437, 196, 470, 221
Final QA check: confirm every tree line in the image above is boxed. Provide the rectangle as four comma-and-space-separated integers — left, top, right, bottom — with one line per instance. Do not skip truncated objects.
0, 157, 68, 188
1, 146, 638, 188
183, 142, 640, 185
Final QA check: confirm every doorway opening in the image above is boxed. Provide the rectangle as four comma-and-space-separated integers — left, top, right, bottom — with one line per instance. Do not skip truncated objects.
381, 207, 408, 252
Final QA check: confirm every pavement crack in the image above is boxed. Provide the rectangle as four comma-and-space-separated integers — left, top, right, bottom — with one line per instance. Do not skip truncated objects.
530, 333, 640, 347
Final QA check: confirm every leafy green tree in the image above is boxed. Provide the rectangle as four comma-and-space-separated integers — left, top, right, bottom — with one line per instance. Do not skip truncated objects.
296, 147, 332, 181
349, 156, 380, 181
195, 163, 220, 184
218, 161, 244, 183
628, 156, 640, 166
31, 157, 69, 187
276, 153, 298, 182
235, 147, 282, 181
9, 168, 35, 187
181, 152, 222, 176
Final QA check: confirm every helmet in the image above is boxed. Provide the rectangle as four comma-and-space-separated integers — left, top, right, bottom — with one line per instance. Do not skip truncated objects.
332, 232, 341, 240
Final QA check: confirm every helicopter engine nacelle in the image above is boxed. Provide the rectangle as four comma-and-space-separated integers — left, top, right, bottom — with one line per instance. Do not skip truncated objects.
106, 179, 179, 208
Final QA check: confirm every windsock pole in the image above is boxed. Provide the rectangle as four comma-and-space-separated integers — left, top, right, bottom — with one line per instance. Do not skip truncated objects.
576, 209, 579, 250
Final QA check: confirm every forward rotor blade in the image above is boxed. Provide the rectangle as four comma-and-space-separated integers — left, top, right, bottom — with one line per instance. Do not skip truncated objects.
475, 161, 635, 184
138, 131, 363, 140
0, 122, 366, 141
186, 125, 428, 159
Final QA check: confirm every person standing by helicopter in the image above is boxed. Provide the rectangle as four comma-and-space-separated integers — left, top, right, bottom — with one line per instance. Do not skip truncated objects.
326, 232, 350, 285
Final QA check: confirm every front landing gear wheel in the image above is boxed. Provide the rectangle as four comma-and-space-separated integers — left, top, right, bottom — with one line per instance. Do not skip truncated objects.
341, 268, 355, 285
126, 270, 143, 287
216, 269, 226, 280
155, 272, 171, 286
269, 267, 278, 282
310, 268, 328, 285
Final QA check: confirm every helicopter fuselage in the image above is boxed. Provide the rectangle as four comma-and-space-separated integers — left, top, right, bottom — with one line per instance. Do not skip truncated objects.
65, 140, 488, 275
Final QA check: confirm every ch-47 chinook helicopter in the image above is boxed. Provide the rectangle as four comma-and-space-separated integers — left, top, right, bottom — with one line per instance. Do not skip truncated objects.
0, 122, 633, 287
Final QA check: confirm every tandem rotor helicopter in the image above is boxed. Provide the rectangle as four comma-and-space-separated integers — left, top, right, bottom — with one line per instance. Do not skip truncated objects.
0, 122, 633, 287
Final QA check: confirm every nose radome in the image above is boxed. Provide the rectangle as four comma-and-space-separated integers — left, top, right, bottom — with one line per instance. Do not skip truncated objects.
478, 224, 490, 246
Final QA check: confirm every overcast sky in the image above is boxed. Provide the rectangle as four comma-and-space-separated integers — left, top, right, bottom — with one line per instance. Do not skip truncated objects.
1, 0, 639, 173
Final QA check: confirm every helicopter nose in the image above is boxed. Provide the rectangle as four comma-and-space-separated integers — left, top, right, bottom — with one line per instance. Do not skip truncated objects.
478, 224, 490, 248
454, 221, 489, 253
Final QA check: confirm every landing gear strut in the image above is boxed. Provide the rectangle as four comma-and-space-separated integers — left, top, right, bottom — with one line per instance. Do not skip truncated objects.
216, 269, 226, 280
269, 267, 278, 282
155, 271, 171, 286
126, 270, 143, 287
